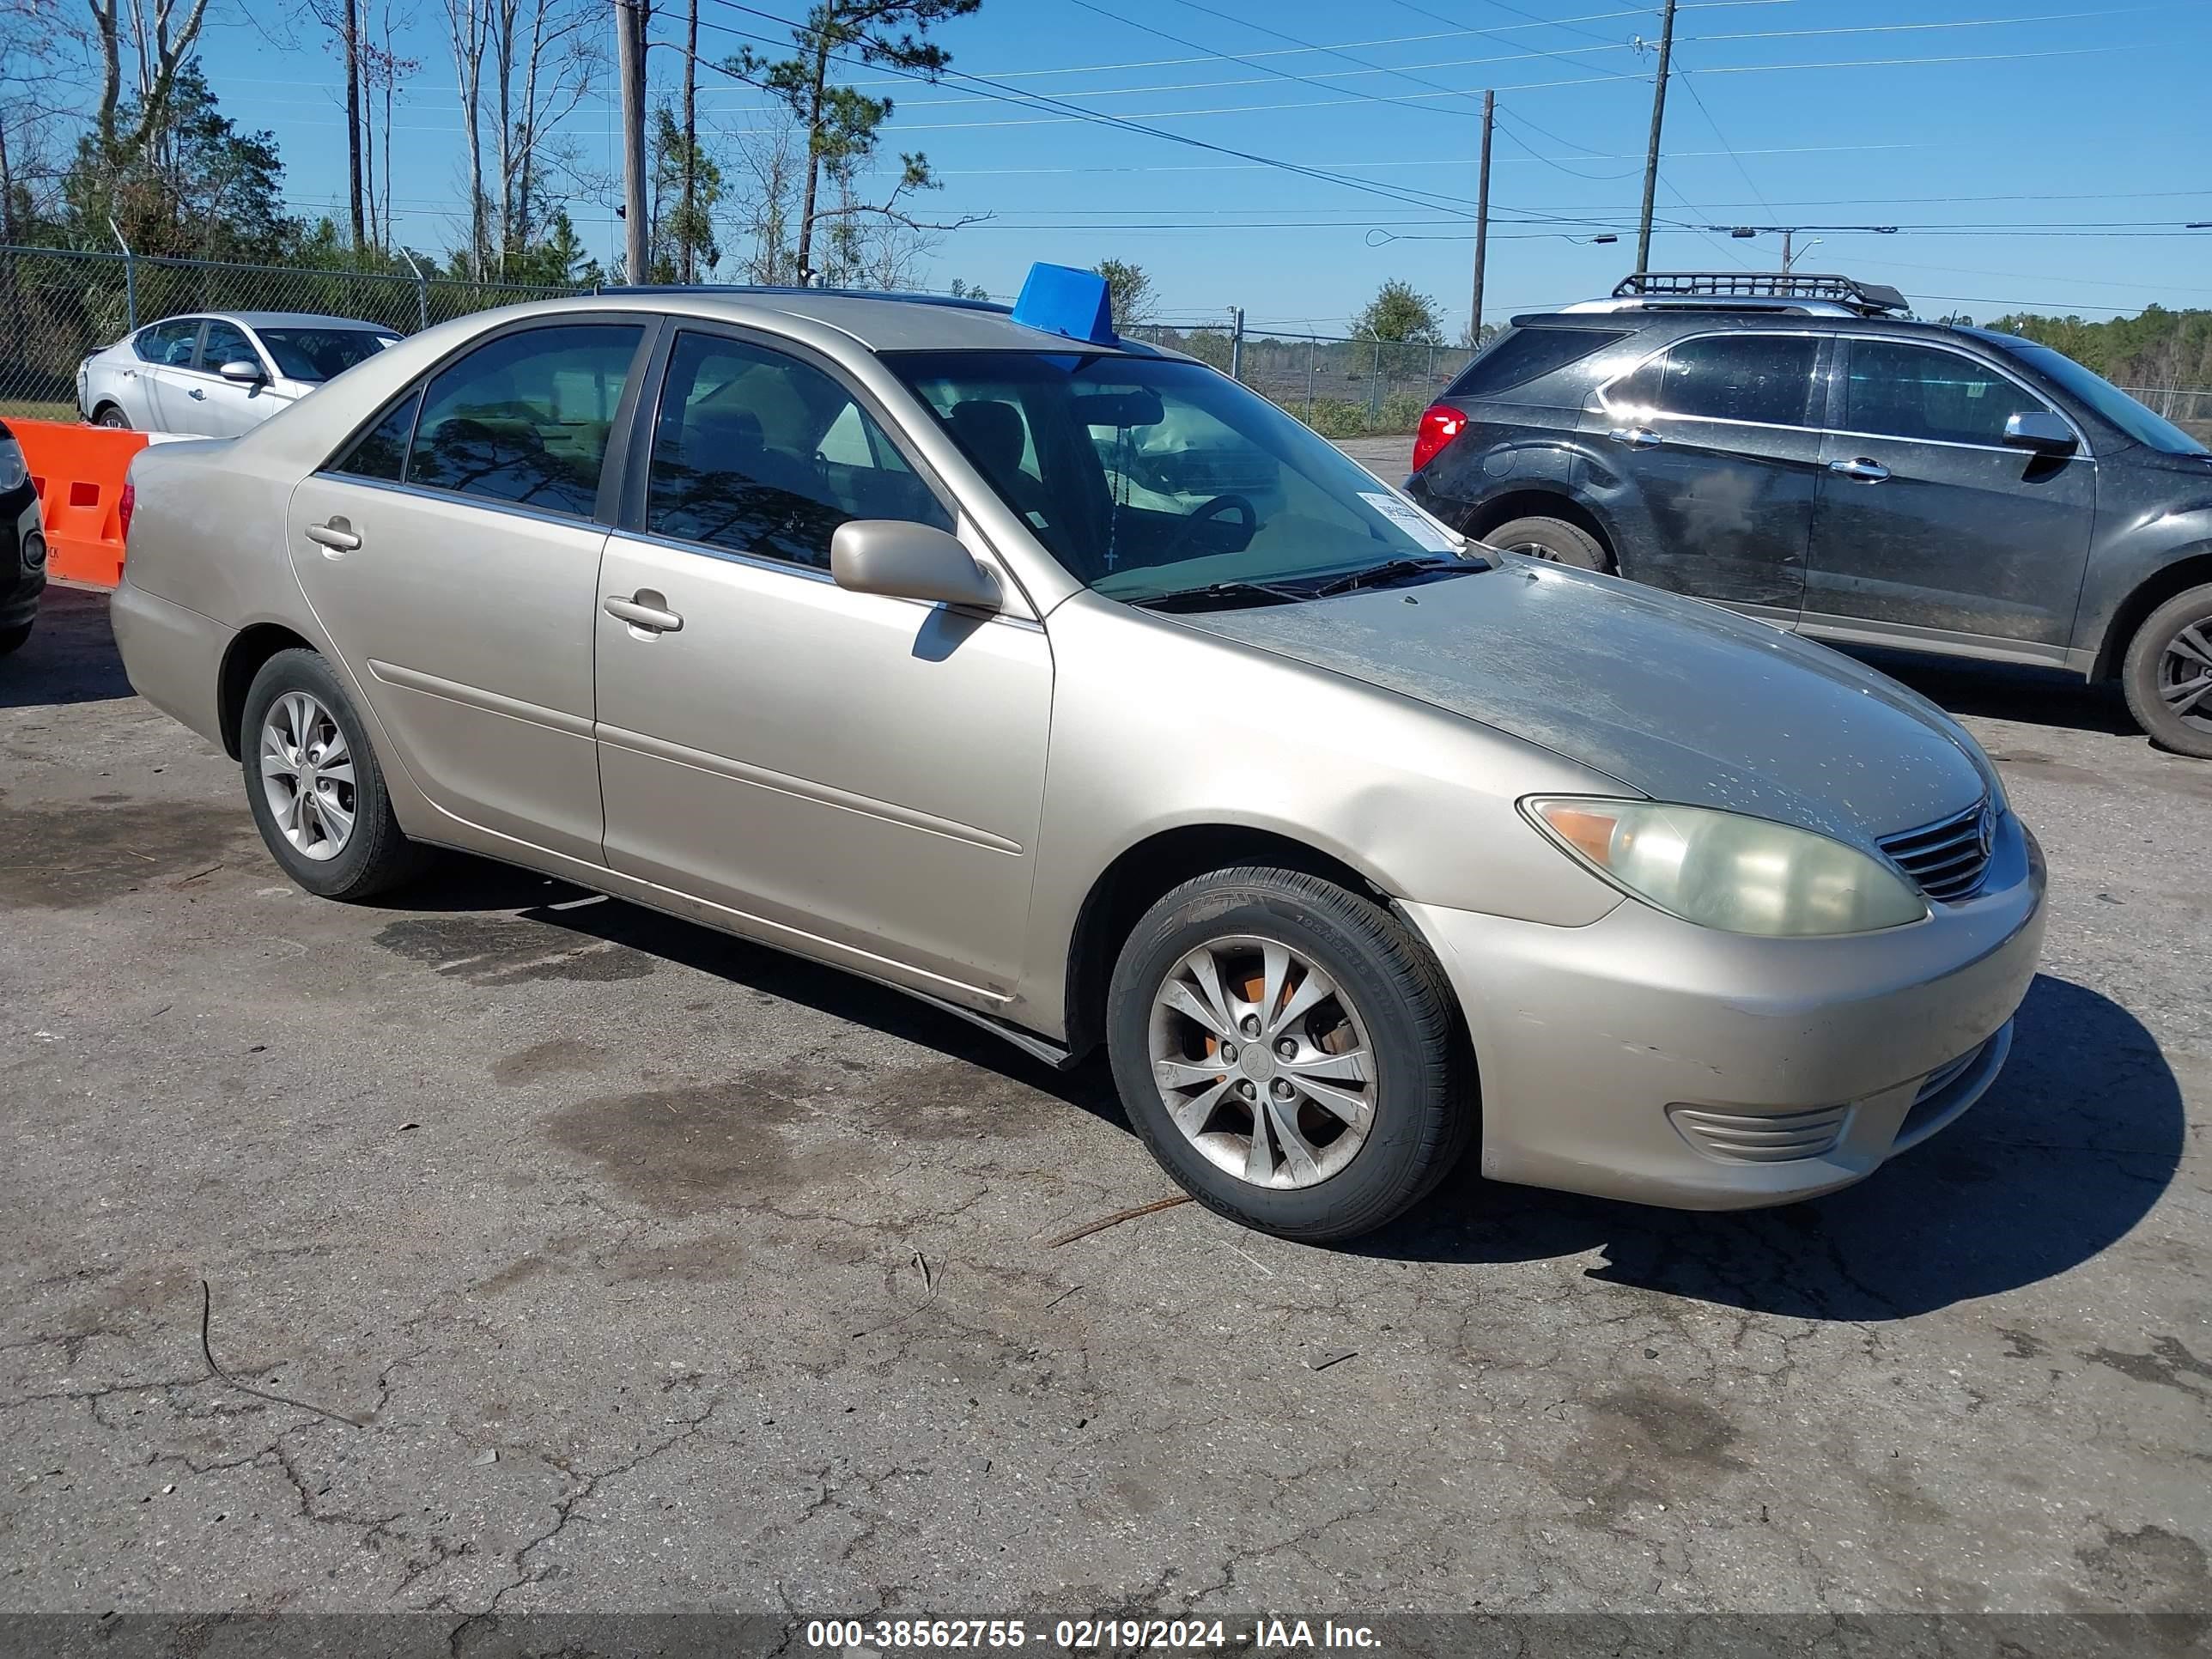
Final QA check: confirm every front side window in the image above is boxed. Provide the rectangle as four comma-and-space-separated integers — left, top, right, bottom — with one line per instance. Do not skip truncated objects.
890, 350, 1468, 602
406, 323, 643, 518
1844, 341, 2051, 447
1655, 335, 1818, 426
261, 327, 399, 383
646, 331, 950, 569
201, 321, 258, 375
136, 320, 200, 367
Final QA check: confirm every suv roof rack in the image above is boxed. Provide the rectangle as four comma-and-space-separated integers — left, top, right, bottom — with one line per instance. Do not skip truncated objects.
1607, 270, 1911, 317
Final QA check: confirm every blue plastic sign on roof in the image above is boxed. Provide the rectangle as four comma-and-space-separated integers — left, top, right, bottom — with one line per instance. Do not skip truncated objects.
1011, 263, 1118, 346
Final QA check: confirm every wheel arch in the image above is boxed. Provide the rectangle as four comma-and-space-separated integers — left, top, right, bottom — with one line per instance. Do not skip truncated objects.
1059, 823, 1387, 1059
2093, 550, 2212, 681
1462, 487, 1617, 564
216, 622, 318, 758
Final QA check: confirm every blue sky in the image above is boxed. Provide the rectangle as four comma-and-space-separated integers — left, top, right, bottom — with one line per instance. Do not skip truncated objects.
193, 0, 2212, 334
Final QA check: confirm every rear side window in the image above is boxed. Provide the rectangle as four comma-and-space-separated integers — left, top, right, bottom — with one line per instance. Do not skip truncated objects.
1844, 341, 2051, 447
1653, 335, 1819, 426
1447, 326, 1627, 398
645, 331, 950, 570
135, 320, 200, 367
406, 324, 645, 519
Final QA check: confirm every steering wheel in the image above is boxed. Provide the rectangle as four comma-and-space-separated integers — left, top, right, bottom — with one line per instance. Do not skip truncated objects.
1158, 493, 1257, 562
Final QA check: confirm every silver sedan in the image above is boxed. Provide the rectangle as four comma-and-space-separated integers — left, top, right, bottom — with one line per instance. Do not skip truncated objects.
108, 274, 2045, 1241
77, 311, 399, 436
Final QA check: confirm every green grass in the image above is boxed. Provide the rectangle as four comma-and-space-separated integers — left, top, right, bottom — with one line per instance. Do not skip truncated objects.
0, 399, 78, 425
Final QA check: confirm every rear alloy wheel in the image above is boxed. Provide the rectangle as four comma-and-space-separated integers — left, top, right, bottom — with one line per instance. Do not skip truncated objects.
1107, 866, 1473, 1242
240, 647, 430, 899
94, 404, 131, 430
2122, 583, 2212, 760
1480, 514, 1612, 573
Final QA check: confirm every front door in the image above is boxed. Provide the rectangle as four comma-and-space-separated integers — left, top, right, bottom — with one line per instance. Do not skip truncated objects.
594, 327, 1051, 999
284, 319, 649, 863
191, 319, 273, 436
1584, 330, 1826, 617
1805, 338, 2096, 652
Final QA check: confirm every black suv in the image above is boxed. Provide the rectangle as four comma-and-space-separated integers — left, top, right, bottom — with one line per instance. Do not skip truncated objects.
1406, 272, 2212, 757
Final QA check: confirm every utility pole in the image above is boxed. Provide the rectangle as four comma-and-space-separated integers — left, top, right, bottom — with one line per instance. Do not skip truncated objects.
1634, 0, 1677, 272
615, 0, 650, 283
1781, 228, 1793, 273
1469, 88, 1494, 345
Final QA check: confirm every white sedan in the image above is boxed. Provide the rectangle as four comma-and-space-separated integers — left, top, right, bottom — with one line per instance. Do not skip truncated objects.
77, 311, 400, 436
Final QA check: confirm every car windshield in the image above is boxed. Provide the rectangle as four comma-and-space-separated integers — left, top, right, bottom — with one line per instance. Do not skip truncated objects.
1999, 341, 2209, 456
258, 327, 400, 383
886, 350, 1470, 602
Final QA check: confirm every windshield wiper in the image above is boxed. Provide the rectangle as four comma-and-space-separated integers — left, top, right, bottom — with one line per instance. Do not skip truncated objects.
1130, 578, 1317, 612
1310, 554, 1487, 598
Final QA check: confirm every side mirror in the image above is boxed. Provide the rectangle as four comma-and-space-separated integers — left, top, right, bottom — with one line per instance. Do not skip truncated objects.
2003, 410, 2075, 453
218, 358, 266, 384
831, 520, 1000, 611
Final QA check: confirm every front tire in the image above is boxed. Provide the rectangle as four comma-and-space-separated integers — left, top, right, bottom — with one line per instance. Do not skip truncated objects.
1480, 514, 1612, 572
1106, 866, 1473, 1243
2122, 583, 2212, 760
240, 648, 429, 899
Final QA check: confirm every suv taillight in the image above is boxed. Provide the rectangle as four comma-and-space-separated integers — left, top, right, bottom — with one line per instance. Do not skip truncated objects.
1411, 403, 1468, 473
118, 480, 135, 540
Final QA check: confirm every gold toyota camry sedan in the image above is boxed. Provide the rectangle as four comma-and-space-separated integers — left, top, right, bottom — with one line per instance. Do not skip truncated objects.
109, 266, 2045, 1241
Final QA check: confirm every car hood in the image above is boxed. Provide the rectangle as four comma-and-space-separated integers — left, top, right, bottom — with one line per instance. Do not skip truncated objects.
1170, 560, 1990, 846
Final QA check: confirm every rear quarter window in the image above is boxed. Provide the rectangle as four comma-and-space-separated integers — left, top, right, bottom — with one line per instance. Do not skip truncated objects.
1446, 326, 1629, 401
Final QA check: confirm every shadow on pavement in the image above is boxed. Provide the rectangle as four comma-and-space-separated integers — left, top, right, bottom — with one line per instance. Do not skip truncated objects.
422, 860, 2180, 1322
0, 586, 135, 708
1356, 974, 2183, 1320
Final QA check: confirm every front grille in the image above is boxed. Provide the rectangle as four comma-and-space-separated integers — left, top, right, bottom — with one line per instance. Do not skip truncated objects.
1667, 1103, 1850, 1164
1879, 800, 1993, 902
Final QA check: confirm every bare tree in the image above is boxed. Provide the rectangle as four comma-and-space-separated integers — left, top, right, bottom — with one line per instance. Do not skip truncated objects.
728, 113, 802, 285
486, 0, 598, 271
720, 0, 983, 287
442, 0, 488, 273
85, 0, 216, 163
362, 2, 419, 252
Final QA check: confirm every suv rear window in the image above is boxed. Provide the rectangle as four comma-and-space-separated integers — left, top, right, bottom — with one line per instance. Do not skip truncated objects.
1447, 327, 1627, 398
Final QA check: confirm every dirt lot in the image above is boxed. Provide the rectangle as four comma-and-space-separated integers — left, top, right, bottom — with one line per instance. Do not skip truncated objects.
3, 556, 2209, 1632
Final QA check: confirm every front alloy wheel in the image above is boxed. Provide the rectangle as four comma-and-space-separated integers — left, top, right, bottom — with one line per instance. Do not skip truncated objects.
1148, 935, 1376, 1189
1107, 866, 1474, 1242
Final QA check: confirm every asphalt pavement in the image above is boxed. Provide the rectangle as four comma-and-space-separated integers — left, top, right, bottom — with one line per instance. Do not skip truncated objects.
3, 468, 2208, 1631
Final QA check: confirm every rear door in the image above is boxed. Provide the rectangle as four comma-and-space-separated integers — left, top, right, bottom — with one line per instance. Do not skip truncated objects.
284, 318, 651, 863
140, 319, 208, 431
1806, 338, 2095, 652
1583, 330, 1826, 617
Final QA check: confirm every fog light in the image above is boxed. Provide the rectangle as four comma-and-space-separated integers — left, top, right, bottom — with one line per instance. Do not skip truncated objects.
21, 529, 45, 569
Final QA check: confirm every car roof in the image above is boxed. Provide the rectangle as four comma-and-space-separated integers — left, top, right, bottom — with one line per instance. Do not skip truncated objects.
588, 286, 1168, 356
143, 311, 396, 331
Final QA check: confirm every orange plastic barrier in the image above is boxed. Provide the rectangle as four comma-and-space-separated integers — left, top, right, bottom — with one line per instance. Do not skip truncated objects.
12, 417, 147, 590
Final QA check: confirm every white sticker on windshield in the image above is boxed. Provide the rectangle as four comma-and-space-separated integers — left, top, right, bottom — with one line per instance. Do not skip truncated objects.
1358, 491, 1461, 554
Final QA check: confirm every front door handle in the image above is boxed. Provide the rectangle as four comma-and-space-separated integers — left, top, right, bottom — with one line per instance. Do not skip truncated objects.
304, 518, 361, 551
188, 386, 206, 400
605, 592, 684, 634
1607, 426, 1662, 447
1828, 457, 1891, 482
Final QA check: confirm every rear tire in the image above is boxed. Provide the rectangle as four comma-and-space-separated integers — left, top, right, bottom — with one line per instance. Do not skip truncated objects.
240, 647, 430, 900
1105, 866, 1474, 1243
2121, 583, 2212, 760
1480, 514, 1612, 572
93, 404, 131, 430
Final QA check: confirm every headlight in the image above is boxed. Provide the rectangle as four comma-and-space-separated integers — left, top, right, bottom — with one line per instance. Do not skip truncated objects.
0, 439, 25, 493
1524, 797, 1928, 937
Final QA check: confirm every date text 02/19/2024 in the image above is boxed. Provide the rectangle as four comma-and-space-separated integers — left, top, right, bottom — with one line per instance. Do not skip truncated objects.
803, 1618, 1382, 1650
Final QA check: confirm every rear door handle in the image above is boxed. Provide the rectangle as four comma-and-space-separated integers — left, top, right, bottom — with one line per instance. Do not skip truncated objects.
1828, 457, 1891, 482
1607, 426, 1662, 447
304, 519, 361, 551
605, 592, 684, 634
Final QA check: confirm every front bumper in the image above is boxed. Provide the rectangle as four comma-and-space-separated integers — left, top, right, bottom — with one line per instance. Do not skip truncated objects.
1402, 813, 2046, 1210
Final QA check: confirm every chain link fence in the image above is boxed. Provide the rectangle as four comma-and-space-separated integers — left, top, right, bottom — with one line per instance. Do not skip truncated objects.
1124, 323, 1476, 437
0, 244, 586, 420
